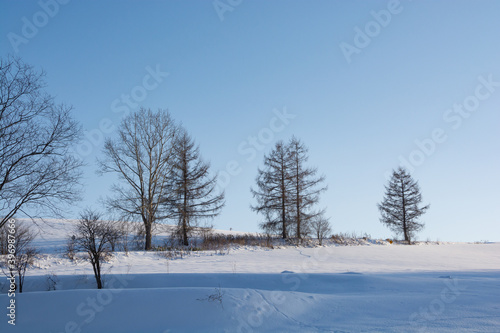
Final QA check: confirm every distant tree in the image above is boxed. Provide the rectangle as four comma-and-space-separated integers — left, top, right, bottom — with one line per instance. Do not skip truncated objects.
0, 56, 83, 229
288, 137, 327, 239
163, 130, 225, 246
378, 167, 430, 243
107, 221, 126, 252
0, 220, 38, 293
251, 141, 293, 239
74, 210, 114, 289
98, 108, 178, 250
310, 211, 331, 245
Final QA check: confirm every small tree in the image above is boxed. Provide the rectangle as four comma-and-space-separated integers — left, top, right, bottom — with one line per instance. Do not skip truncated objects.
107, 221, 126, 252
310, 211, 331, 245
0, 220, 38, 293
74, 210, 113, 289
163, 131, 224, 246
378, 167, 430, 243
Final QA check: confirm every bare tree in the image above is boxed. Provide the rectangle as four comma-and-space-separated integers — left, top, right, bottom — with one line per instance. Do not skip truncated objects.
378, 167, 430, 243
251, 141, 293, 239
1, 220, 38, 293
163, 131, 225, 246
288, 137, 327, 239
107, 221, 126, 252
310, 211, 331, 245
0, 56, 83, 229
98, 108, 178, 250
74, 209, 113, 289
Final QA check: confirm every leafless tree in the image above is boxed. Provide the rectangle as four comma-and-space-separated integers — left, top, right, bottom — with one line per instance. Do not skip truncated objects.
98, 108, 178, 250
74, 209, 114, 289
0, 56, 83, 229
251, 141, 294, 239
163, 131, 224, 246
310, 211, 331, 245
105, 220, 126, 252
251, 138, 328, 239
288, 137, 327, 239
378, 167, 430, 244
1, 220, 38, 293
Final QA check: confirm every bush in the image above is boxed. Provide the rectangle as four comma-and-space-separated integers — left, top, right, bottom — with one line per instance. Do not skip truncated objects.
200, 232, 274, 250
46, 273, 59, 291
65, 235, 76, 260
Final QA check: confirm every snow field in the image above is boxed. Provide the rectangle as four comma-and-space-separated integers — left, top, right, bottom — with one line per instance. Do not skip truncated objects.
1, 271, 499, 332
1, 219, 499, 332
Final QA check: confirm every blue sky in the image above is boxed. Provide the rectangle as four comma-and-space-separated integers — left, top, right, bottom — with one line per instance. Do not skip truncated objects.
1, 0, 499, 241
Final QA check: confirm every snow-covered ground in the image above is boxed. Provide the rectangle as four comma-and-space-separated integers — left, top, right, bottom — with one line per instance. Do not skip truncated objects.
1, 219, 499, 332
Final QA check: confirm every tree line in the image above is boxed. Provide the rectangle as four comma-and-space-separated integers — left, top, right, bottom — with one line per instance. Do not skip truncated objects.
0, 56, 431, 252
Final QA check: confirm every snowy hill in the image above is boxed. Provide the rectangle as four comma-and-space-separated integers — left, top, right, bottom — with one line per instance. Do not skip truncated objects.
0, 219, 499, 332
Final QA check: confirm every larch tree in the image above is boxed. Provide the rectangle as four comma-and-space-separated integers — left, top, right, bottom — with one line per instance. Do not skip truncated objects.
98, 108, 178, 250
378, 167, 430, 243
288, 137, 327, 239
251, 141, 293, 239
163, 130, 225, 246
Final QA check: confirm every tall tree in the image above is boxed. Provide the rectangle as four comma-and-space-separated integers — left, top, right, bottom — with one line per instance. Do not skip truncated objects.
288, 137, 327, 239
163, 130, 225, 246
378, 167, 430, 243
98, 108, 178, 250
0, 56, 83, 228
251, 141, 293, 239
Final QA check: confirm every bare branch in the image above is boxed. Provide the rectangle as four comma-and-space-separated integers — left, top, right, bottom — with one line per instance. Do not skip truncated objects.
0, 56, 83, 228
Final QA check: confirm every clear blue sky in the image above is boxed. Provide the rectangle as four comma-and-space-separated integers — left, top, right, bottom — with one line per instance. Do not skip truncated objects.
1, 0, 499, 241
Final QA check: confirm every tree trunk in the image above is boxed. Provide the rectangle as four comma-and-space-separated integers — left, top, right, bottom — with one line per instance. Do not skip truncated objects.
281, 167, 287, 239
401, 180, 409, 243
182, 216, 189, 246
295, 161, 301, 239
296, 191, 301, 239
182, 170, 189, 246
144, 221, 152, 251
96, 270, 102, 289
281, 198, 287, 239
92, 258, 103, 289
